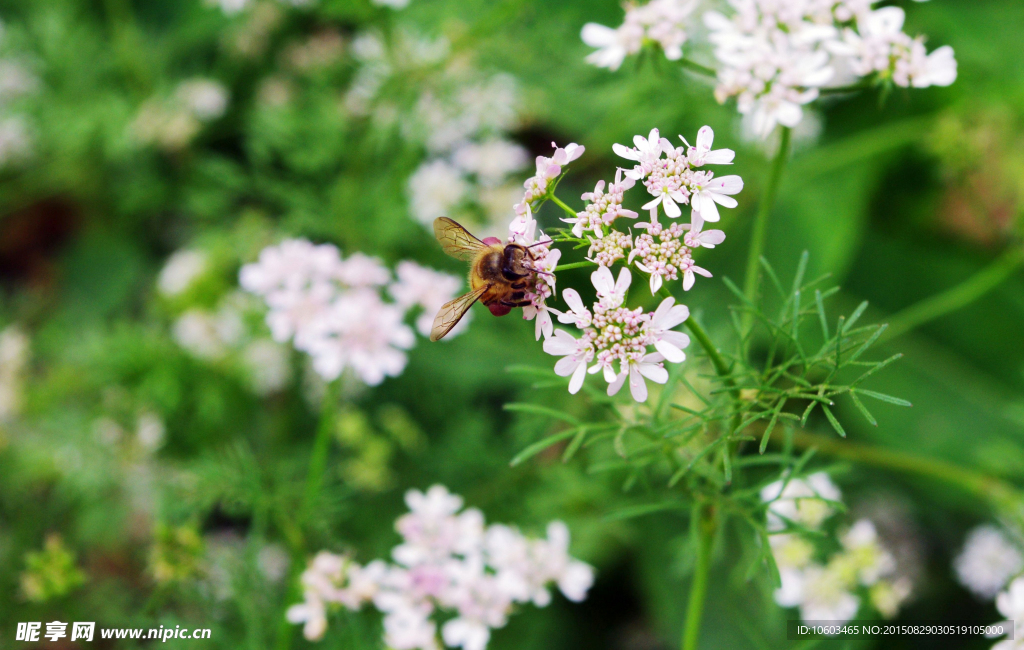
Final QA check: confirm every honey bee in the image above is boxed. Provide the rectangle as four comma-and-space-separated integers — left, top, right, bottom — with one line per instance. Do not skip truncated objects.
430, 217, 543, 342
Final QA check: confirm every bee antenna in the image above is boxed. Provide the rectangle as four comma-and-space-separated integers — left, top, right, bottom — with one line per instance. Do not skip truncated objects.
526, 240, 551, 249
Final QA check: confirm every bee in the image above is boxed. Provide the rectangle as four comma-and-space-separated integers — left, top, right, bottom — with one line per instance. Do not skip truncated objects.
430, 217, 544, 342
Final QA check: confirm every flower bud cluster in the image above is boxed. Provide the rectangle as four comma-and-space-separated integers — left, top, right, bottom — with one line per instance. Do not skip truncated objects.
287, 485, 594, 649
588, 231, 633, 268
513, 142, 585, 217
564, 168, 638, 238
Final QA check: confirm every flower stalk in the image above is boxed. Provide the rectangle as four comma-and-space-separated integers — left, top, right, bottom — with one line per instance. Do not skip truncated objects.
301, 379, 341, 523
881, 246, 1024, 342
681, 503, 716, 650
741, 127, 792, 336
786, 429, 1021, 509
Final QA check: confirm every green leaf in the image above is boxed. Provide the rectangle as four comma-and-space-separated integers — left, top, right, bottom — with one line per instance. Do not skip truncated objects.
562, 427, 588, 463
822, 405, 847, 438
603, 501, 689, 521
854, 389, 913, 407
849, 391, 877, 426
510, 430, 579, 467
502, 403, 581, 426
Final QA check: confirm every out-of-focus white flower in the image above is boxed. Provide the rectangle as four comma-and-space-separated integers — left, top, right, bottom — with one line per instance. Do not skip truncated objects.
135, 412, 166, 453
176, 79, 229, 121
766, 474, 912, 623
0, 59, 39, 104
258, 544, 290, 583
0, 116, 32, 167
954, 525, 1024, 600
302, 289, 415, 385
761, 472, 841, 532
581, 0, 697, 70
870, 577, 912, 619
453, 139, 529, 188
372, 0, 411, 7
993, 577, 1024, 650
173, 310, 229, 360
157, 249, 208, 297
0, 325, 30, 422
407, 160, 470, 226
837, 520, 897, 586
390, 261, 468, 338
798, 564, 860, 623
242, 339, 292, 395
288, 485, 593, 646
208, 0, 249, 13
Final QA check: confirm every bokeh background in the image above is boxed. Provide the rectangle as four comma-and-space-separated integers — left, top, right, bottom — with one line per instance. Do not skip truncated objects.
0, 0, 1022, 648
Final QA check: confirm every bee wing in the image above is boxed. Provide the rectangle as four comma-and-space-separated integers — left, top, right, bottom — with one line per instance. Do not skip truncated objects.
434, 217, 487, 261
430, 284, 489, 342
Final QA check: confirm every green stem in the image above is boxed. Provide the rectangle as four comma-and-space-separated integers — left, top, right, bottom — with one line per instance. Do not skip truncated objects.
549, 194, 579, 219
681, 504, 716, 650
741, 127, 792, 335
554, 261, 597, 272
881, 246, 1024, 342
301, 380, 341, 523
656, 287, 741, 418
817, 82, 873, 95
679, 58, 717, 79
787, 430, 1020, 509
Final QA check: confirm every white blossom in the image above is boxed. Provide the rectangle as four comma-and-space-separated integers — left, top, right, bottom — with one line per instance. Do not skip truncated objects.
390, 261, 469, 338
992, 577, 1024, 650
0, 325, 30, 422
581, 0, 698, 71
408, 160, 470, 226
288, 485, 593, 648
761, 472, 841, 532
157, 250, 208, 297
954, 525, 1024, 600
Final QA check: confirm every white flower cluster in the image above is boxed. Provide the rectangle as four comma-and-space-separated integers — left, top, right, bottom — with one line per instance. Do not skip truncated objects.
0, 29, 39, 168
563, 127, 734, 295
954, 525, 1024, 600
240, 239, 466, 386
990, 577, 1024, 650
169, 289, 293, 397
507, 208, 562, 341
513, 142, 585, 218
286, 485, 594, 649
763, 472, 911, 623
131, 78, 229, 151
0, 325, 30, 422
544, 267, 690, 403
208, 0, 315, 14
581, 0, 699, 71
581, 1, 957, 139
344, 30, 528, 236
704, 0, 957, 138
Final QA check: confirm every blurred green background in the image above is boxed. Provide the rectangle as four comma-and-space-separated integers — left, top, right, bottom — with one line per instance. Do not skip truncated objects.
0, 0, 1022, 648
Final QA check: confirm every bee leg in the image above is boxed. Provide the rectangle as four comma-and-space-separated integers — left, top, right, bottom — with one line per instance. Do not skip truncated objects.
501, 299, 534, 307
510, 280, 530, 290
